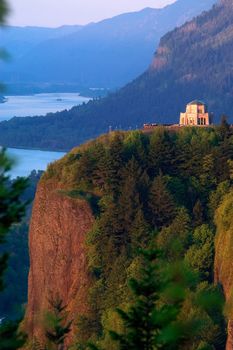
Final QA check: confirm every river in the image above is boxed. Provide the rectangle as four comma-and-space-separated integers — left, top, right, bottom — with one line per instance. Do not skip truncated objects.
0, 92, 90, 177
0, 92, 90, 121
7, 148, 66, 178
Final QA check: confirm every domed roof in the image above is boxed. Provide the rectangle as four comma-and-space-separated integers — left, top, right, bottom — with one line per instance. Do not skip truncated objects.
187, 100, 206, 106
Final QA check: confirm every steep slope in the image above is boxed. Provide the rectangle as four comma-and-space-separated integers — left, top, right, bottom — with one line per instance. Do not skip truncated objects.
215, 190, 233, 350
24, 180, 94, 345
2, 0, 215, 92
24, 127, 232, 348
0, 25, 83, 58
0, 0, 228, 150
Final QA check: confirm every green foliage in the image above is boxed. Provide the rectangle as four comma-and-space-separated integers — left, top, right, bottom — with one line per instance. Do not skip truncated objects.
0, 0, 7, 21
208, 181, 231, 218
30, 337, 46, 350
215, 191, 233, 322
0, 170, 41, 320
157, 207, 191, 260
185, 225, 215, 281
40, 127, 233, 348
1, 0, 233, 152
193, 200, 205, 227
0, 4, 31, 348
149, 173, 176, 229
44, 296, 73, 350
0, 321, 26, 349
0, 150, 28, 348
109, 247, 224, 350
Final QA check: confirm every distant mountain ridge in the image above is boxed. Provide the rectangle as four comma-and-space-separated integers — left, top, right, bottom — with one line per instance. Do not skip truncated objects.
0, 24, 83, 59
0, 0, 225, 151
1, 0, 216, 93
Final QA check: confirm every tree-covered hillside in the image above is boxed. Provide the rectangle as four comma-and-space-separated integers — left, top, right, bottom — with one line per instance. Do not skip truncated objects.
0, 0, 232, 151
1, 0, 215, 93
35, 124, 233, 349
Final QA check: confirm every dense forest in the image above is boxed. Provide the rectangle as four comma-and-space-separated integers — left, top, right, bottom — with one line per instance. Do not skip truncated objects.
32, 123, 233, 349
1, 0, 233, 151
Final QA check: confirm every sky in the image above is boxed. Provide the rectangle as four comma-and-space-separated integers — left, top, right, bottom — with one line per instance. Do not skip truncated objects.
7, 0, 175, 27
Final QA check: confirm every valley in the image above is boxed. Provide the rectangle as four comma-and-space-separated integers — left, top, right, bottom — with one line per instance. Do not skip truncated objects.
1, 0, 233, 349
0, 0, 231, 152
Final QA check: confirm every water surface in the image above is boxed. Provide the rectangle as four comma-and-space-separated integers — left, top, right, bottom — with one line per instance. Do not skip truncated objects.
0, 92, 87, 177
0, 92, 90, 121
7, 148, 66, 178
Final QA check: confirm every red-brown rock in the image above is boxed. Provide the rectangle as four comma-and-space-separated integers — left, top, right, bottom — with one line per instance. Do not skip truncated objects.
24, 180, 94, 346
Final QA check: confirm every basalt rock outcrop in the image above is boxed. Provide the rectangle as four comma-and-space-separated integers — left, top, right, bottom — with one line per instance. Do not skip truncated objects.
24, 179, 94, 346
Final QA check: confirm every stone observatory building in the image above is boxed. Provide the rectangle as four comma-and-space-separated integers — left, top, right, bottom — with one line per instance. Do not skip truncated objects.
180, 100, 212, 126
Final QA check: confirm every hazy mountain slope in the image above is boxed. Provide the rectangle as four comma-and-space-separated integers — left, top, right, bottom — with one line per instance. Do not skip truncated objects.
2, 0, 216, 91
0, 25, 82, 60
0, 0, 227, 151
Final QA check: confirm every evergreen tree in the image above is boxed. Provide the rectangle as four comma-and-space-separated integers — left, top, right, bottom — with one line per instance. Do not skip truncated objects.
149, 174, 176, 229
44, 296, 72, 350
176, 133, 203, 179
208, 180, 230, 218
0, 150, 27, 289
109, 246, 212, 350
103, 134, 125, 197
200, 154, 217, 191
148, 130, 175, 177
185, 225, 214, 281
217, 115, 231, 141
130, 209, 151, 253
0, 3, 29, 348
157, 207, 191, 261
0, 149, 28, 349
92, 142, 108, 190
0, 0, 7, 25
109, 244, 225, 350
193, 199, 205, 227
98, 198, 126, 254
0, 321, 26, 350
118, 158, 142, 234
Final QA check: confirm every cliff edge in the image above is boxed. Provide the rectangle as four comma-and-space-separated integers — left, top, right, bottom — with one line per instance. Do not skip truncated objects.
24, 179, 94, 346
215, 191, 233, 350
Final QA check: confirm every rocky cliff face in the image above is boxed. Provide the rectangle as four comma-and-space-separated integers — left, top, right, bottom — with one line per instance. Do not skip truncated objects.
24, 179, 94, 346
215, 191, 233, 350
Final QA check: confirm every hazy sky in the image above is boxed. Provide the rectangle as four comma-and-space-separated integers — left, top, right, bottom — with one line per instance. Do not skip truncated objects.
7, 0, 175, 27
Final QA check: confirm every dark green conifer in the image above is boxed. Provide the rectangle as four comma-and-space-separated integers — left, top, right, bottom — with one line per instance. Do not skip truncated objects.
148, 129, 175, 177
0, 150, 28, 349
218, 115, 231, 141
118, 158, 142, 233
149, 174, 176, 229
193, 199, 205, 227
109, 246, 205, 350
130, 209, 151, 252
0, 321, 26, 350
44, 296, 72, 350
200, 154, 217, 191
92, 142, 108, 190
157, 207, 191, 260
185, 225, 214, 281
103, 134, 125, 196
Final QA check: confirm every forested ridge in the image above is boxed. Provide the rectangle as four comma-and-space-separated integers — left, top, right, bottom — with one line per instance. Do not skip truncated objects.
0, 0, 215, 93
32, 123, 233, 349
0, 0, 233, 151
